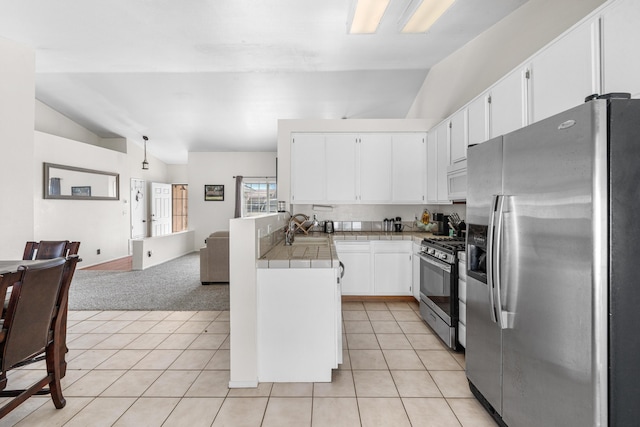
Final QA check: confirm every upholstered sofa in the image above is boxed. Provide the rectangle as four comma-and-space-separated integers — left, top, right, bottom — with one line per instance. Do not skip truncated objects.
199, 231, 229, 284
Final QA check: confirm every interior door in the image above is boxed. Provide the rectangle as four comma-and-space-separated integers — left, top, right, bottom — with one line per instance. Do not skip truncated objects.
130, 178, 146, 239
151, 182, 172, 236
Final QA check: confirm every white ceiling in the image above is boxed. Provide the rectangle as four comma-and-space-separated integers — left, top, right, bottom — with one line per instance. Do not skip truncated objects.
2, 0, 527, 164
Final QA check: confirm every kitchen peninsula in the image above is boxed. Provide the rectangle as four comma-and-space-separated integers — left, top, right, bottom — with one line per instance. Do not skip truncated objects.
257, 234, 342, 382
228, 213, 341, 387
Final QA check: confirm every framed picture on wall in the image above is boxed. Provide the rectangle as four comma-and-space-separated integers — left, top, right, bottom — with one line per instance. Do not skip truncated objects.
71, 186, 91, 197
204, 184, 224, 201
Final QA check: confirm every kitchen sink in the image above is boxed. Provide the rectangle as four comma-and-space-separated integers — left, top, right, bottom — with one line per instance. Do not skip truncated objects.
291, 236, 329, 245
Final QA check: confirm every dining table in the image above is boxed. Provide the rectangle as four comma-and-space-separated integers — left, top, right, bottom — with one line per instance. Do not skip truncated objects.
0, 259, 46, 299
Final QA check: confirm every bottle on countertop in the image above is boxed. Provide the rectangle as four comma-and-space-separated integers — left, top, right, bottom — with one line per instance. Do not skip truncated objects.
421, 209, 430, 224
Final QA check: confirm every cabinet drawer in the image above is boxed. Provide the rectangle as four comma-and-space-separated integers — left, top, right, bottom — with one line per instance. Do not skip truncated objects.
458, 322, 466, 348
459, 300, 466, 325
371, 241, 412, 253
458, 262, 467, 281
458, 278, 467, 303
334, 241, 370, 253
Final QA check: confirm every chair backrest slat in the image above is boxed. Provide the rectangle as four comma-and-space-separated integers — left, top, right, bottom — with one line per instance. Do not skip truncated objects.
22, 241, 81, 261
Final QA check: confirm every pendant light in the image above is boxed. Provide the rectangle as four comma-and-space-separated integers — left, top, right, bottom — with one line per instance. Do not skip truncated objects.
142, 135, 149, 170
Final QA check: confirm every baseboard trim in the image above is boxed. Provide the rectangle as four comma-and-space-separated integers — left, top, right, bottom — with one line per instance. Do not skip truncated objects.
341, 295, 416, 302
228, 380, 259, 389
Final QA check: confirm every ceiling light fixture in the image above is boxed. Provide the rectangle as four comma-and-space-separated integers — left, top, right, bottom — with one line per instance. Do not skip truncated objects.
142, 135, 149, 170
399, 0, 455, 33
348, 0, 391, 34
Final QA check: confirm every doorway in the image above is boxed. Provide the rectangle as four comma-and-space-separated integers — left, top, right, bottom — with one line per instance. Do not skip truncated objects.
151, 182, 172, 236
130, 178, 147, 239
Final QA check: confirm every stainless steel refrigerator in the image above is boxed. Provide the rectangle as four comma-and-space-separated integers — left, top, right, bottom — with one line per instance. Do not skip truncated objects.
465, 97, 640, 427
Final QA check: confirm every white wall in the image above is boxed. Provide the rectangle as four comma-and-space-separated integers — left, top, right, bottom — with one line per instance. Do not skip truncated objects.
0, 37, 35, 259
188, 152, 277, 249
33, 131, 172, 267
166, 164, 189, 184
35, 100, 128, 153
34, 132, 131, 266
406, 0, 607, 125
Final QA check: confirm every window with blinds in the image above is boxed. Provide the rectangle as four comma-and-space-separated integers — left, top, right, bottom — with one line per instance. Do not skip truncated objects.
172, 184, 188, 232
243, 178, 277, 216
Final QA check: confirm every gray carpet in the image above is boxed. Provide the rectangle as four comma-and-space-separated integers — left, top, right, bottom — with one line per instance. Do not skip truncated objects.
68, 252, 229, 311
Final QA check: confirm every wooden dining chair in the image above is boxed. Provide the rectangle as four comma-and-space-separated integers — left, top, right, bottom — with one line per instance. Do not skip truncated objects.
0, 255, 80, 418
22, 241, 80, 261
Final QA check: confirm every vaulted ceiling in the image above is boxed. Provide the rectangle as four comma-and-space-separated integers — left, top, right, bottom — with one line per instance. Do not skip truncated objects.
2, 0, 527, 163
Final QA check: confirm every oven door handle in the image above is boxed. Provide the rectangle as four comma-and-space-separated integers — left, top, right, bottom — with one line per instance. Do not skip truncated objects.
418, 254, 452, 273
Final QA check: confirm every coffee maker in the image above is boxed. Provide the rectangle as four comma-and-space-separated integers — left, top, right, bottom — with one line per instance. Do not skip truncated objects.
433, 213, 450, 236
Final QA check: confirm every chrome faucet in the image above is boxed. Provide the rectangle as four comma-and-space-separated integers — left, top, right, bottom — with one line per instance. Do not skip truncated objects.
285, 220, 296, 245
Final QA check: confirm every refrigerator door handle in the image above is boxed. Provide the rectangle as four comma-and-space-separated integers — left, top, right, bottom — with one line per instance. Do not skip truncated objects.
493, 195, 509, 329
487, 194, 499, 324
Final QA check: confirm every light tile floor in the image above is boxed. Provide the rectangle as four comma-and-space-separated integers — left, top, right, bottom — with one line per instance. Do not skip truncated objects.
0, 301, 496, 426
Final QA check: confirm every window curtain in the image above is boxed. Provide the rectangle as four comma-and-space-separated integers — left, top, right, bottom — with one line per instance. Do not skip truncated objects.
234, 175, 243, 218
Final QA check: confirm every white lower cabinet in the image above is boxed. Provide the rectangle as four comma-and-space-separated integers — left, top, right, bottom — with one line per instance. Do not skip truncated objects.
257, 267, 341, 382
336, 240, 413, 296
372, 241, 413, 296
373, 253, 412, 295
412, 242, 421, 301
334, 241, 372, 295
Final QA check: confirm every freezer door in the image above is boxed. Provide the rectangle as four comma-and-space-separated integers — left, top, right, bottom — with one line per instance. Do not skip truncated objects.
465, 136, 504, 414
499, 101, 605, 427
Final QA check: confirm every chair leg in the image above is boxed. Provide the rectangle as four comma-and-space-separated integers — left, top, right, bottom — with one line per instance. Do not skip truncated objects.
0, 376, 53, 418
46, 339, 66, 409
59, 305, 69, 378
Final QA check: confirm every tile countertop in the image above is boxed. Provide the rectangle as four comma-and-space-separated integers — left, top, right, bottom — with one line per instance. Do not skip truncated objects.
257, 231, 437, 269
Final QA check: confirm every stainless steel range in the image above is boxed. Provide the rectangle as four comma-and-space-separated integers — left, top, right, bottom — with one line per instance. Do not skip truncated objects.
418, 237, 465, 350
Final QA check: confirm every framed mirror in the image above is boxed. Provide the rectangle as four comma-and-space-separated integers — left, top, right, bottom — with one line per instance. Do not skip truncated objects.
44, 163, 120, 200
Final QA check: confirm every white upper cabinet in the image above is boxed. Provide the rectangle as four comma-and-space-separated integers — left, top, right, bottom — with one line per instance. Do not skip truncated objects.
291, 132, 428, 205
468, 94, 489, 146
426, 125, 451, 204
602, 0, 640, 98
291, 133, 326, 203
392, 133, 426, 203
447, 110, 468, 201
426, 129, 438, 204
359, 133, 392, 203
530, 18, 598, 123
489, 67, 528, 138
436, 123, 451, 204
326, 134, 358, 203
449, 109, 468, 165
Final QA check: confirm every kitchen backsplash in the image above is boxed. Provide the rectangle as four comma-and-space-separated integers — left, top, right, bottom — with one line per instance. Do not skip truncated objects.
291, 203, 466, 225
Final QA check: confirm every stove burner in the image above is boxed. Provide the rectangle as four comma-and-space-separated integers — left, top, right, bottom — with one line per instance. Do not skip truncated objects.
422, 237, 466, 254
